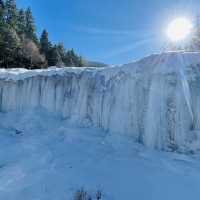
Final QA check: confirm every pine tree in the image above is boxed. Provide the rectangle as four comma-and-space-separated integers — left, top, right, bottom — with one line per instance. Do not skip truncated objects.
57, 43, 65, 60
4, 0, 17, 29
0, 0, 85, 68
0, 0, 4, 66
64, 49, 75, 66
63, 49, 83, 67
0, 0, 4, 9
0, 0, 5, 51
0, 27, 21, 67
77, 56, 84, 67
0, 29, 4, 66
17, 9, 26, 36
0, 0, 5, 25
47, 45, 62, 66
40, 29, 49, 56
25, 7, 38, 44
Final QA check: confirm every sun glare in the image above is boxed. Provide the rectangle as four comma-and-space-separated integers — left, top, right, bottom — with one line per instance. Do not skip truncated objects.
166, 17, 193, 42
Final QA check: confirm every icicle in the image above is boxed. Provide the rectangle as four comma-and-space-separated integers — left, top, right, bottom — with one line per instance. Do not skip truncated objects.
177, 54, 194, 123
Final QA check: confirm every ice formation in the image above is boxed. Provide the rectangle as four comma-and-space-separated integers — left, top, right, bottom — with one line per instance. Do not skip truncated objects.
1, 51, 200, 151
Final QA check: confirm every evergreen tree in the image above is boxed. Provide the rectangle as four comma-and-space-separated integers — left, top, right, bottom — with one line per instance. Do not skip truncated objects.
77, 56, 84, 67
25, 7, 38, 44
17, 9, 26, 36
63, 49, 83, 67
4, 0, 17, 29
0, 0, 4, 10
0, 0, 5, 25
0, 0, 5, 61
0, 29, 4, 66
47, 45, 62, 66
57, 43, 65, 60
64, 49, 75, 66
0, 27, 21, 67
0, 1, 4, 66
40, 29, 49, 56
0, 0, 85, 68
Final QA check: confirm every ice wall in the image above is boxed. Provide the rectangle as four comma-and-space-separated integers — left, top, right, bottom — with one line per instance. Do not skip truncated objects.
1, 52, 200, 151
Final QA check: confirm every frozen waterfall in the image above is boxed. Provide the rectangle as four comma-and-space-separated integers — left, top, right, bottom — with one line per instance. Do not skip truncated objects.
1, 51, 200, 151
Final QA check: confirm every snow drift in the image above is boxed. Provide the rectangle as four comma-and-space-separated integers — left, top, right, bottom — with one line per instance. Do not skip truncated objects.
1, 51, 200, 151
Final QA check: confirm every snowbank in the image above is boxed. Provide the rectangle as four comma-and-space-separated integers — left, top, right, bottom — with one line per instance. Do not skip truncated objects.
1, 51, 200, 151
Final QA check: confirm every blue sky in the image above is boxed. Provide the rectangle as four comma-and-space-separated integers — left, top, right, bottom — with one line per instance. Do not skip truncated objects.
17, 0, 200, 64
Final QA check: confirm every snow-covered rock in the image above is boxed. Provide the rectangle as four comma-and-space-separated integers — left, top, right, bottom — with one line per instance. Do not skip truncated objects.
1, 51, 200, 151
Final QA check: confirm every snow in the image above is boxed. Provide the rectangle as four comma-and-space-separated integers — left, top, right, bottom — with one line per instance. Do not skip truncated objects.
1, 51, 200, 151
1, 51, 200, 199
0, 67, 99, 81
1, 110, 200, 200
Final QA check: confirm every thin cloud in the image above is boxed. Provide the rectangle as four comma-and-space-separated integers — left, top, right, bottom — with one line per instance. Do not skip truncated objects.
102, 34, 158, 59
73, 25, 152, 37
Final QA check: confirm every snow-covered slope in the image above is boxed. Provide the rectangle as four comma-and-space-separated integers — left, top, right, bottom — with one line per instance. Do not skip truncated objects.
1, 51, 200, 151
1, 110, 200, 200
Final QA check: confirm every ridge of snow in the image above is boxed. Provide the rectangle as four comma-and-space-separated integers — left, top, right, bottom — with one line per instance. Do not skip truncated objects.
0, 67, 100, 81
1, 51, 200, 81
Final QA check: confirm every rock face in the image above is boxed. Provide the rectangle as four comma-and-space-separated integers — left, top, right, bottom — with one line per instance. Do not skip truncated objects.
1, 52, 200, 151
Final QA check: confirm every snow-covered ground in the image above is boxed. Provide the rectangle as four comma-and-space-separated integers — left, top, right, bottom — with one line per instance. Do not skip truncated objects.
1, 109, 200, 200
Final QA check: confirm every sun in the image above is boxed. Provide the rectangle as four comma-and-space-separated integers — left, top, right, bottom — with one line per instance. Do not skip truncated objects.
166, 17, 193, 42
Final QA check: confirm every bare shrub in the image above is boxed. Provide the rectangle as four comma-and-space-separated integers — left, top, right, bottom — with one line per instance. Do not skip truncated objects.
74, 188, 92, 200
96, 190, 102, 200
74, 188, 102, 200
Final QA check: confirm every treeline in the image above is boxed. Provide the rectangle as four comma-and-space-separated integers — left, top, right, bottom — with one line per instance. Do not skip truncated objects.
0, 0, 84, 69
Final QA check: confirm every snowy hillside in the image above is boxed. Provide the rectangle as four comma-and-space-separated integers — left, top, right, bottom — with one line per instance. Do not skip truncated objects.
1, 51, 200, 151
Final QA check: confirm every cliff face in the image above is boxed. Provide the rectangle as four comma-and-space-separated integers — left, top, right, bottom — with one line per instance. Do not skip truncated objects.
1, 52, 200, 151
